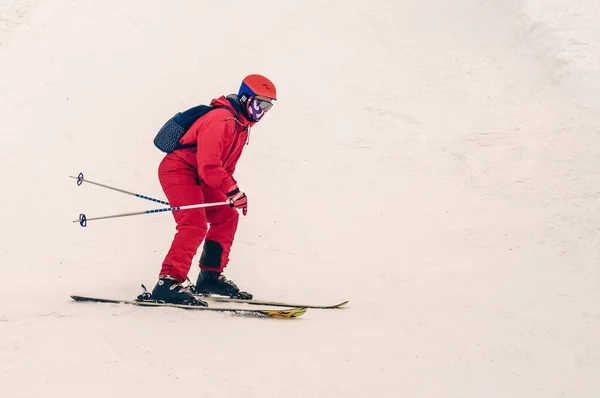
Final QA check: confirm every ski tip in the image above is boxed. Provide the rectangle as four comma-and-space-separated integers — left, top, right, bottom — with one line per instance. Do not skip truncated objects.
306, 300, 349, 309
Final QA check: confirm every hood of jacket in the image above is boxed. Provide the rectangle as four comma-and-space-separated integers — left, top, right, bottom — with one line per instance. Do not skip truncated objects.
209, 94, 256, 129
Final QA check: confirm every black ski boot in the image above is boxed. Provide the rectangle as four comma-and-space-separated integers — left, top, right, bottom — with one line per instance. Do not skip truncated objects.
148, 276, 208, 306
194, 270, 253, 299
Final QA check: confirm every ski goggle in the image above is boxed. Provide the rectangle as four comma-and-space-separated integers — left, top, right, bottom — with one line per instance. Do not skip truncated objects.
256, 99, 273, 110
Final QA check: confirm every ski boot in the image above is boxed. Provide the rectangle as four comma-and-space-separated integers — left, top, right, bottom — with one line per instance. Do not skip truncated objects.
194, 270, 253, 299
145, 276, 208, 306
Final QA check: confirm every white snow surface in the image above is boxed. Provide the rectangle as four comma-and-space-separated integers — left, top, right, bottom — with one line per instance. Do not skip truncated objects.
1, 0, 599, 397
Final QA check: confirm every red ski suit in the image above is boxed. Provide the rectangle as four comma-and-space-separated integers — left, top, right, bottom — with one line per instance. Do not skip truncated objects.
158, 96, 254, 282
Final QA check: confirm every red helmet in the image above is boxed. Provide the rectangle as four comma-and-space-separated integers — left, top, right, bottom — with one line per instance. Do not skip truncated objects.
238, 74, 277, 100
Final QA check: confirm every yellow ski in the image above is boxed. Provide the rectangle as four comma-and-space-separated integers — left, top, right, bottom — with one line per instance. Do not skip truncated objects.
71, 295, 306, 319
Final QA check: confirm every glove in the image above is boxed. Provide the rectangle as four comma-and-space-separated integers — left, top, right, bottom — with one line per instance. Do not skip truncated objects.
227, 185, 248, 216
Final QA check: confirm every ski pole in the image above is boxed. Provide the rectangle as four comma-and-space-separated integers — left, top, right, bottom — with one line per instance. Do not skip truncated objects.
74, 201, 230, 227
69, 172, 170, 206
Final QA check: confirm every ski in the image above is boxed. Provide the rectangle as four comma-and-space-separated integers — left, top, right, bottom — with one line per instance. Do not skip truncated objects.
196, 295, 349, 309
70, 295, 306, 319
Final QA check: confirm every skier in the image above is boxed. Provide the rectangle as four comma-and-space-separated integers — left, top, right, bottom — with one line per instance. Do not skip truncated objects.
149, 74, 277, 305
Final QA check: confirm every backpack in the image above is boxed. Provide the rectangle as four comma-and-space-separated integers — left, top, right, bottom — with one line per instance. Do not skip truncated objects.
154, 104, 233, 153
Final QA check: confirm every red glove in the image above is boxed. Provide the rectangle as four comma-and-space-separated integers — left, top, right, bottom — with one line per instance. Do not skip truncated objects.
227, 185, 248, 216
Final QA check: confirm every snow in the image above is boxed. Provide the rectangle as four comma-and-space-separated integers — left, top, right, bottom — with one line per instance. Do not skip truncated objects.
1, 0, 599, 396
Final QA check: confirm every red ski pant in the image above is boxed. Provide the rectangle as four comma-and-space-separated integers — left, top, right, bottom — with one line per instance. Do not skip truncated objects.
158, 155, 239, 282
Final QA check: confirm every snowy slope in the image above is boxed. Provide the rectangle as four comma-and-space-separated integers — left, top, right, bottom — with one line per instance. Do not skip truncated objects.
1, 0, 599, 397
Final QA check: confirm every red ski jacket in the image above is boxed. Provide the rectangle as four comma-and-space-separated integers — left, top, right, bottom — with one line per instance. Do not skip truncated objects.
167, 95, 255, 193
